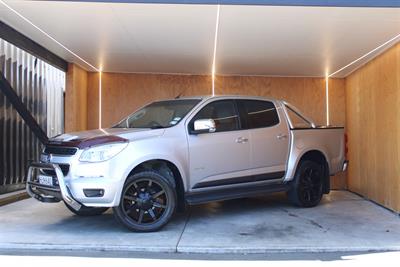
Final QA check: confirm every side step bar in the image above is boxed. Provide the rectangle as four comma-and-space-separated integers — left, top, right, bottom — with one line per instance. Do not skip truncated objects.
185, 183, 290, 205
26, 162, 82, 211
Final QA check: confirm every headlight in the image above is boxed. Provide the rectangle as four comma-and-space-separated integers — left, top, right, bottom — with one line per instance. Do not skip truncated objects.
79, 142, 128, 163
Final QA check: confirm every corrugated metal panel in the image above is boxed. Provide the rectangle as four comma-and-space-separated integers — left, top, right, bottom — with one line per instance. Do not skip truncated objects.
0, 38, 65, 194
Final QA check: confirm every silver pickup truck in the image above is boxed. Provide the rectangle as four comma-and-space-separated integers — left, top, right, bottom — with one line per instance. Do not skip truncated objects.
26, 95, 347, 232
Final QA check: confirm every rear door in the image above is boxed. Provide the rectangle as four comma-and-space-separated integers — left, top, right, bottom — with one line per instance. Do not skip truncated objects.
187, 99, 251, 190
237, 100, 289, 179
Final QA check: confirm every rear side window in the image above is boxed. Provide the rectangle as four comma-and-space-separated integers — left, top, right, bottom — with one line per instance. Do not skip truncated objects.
238, 100, 279, 129
191, 100, 239, 132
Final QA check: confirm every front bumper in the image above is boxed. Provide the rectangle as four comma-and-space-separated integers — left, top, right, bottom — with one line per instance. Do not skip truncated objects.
26, 162, 82, 211
26, 159, 123, 208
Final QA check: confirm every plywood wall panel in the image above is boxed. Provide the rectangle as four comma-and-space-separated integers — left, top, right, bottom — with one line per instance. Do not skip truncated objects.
87, 73, 347, 129
92, 73, 211, 128
329, 78, 346, 126
87, 72, 100, 130
65, 63, 88, 132
327, 78, 347, 189
345, 42, 400, 212
346, 73, 361, 193
216, 76, 328, 125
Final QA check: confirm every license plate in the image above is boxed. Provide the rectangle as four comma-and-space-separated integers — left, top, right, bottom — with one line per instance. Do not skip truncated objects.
38, 175, 53, 186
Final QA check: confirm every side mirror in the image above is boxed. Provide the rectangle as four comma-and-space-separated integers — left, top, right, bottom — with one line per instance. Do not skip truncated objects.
191, 119, 216, 134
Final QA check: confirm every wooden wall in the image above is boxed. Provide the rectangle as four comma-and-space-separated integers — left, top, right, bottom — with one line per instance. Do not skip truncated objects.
87, 72, 100, 130
216, 76, 345, 127
87, 73, 345, 128
87, 73, 211, 129
85, 72, 346, 189
346, 43, 400, 212
65, 63, 88, 132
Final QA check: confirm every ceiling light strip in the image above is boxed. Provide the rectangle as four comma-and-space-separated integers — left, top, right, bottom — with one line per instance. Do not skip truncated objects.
325, 75, 329, 126
0, 0, 100, 72
328, 32, 400, 77
211, 4, 221, 96
99, 71, 102, 129
51, 0, 400, 8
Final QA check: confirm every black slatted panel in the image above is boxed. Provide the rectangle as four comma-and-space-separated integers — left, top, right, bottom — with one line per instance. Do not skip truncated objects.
0, 51, 48, 194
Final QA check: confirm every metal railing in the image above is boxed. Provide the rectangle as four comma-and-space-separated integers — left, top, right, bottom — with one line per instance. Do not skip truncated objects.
0, 38, 65, 194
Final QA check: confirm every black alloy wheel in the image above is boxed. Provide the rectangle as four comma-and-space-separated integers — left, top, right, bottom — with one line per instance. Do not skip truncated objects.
288, 160, 323, 207
113, 171, 176, 232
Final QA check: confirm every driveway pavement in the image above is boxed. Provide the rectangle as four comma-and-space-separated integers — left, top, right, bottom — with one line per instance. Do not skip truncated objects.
0, 191, 399, 253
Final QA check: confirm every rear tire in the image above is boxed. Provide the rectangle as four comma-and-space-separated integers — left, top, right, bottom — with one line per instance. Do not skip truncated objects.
113, 171, 176, 232
65, 202, 109, 216
288, 160, 324, 207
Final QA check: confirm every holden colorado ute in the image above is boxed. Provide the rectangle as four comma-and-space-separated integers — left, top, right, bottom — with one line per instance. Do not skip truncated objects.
26, 95, 348, 232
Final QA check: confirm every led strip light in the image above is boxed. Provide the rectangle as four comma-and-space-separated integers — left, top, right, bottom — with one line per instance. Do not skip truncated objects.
325, 75, 330, 125
99, 70, 102, 129
328, 32, 400, 78
0, 0, 100, 72
0, 0, 104, 128
325, 32, 400, 125
211, 4, 221, 96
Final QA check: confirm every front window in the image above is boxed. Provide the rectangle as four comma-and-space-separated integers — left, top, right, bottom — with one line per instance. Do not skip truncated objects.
114, 99, 201, 129
190, 100, 240, 132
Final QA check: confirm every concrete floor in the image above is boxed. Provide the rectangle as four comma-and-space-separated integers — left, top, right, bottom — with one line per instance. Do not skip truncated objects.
0, 191, 399, 254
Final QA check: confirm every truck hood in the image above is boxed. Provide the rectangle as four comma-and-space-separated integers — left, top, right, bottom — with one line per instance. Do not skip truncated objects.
47, 128, 165, 149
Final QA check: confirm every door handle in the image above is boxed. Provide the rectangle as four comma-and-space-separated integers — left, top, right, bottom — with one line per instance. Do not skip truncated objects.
277, 133, 288, 140
235, 137, 249, 143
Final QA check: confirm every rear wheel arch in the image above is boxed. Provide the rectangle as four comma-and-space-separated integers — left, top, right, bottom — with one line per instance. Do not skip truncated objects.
296, 150, 330, 194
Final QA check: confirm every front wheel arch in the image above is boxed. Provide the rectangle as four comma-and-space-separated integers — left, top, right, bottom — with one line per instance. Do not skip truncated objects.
113, 170, 177, 232
123, 159, 186, 211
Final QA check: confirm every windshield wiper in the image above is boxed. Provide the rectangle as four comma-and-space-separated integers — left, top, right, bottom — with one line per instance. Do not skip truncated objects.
149, 125, 166, 129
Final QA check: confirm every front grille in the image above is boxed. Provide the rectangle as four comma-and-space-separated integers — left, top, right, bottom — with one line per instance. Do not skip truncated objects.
41, 164, 70, 176
44, 146, 77, 156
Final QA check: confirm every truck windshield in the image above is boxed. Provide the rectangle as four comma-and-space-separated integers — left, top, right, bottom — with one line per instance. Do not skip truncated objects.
113, 99, 201, 129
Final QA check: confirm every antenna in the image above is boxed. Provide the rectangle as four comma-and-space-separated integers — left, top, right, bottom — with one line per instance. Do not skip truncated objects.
175, 92, 183, 99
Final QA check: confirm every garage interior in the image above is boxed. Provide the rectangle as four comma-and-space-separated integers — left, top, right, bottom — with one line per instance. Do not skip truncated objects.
0, 0, 400, 253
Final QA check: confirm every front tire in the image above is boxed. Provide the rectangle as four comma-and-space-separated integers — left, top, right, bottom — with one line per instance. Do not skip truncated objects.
288, 160, 324, 207
65, 202, 109, 216
113, 171, 176, 232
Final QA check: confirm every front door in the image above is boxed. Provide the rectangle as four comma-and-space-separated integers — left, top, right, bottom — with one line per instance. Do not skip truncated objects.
187, 100, 251, 190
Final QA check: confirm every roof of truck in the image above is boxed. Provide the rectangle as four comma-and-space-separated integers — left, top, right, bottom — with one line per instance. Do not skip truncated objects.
164, 94, 279, 102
